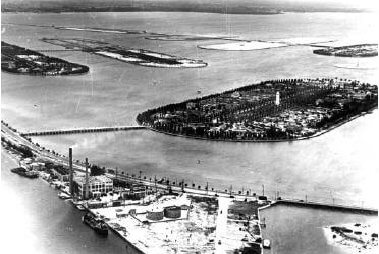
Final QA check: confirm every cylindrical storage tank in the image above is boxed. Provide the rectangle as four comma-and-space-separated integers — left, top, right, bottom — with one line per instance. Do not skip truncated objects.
146, 209, 164, 221
164, 206, 181, 219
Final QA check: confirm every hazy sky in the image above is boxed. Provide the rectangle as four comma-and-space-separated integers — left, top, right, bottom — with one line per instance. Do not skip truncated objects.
1, 0, 377, 12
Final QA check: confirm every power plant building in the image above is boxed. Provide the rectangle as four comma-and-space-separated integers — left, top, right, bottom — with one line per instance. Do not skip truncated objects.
74, 175, 113, 199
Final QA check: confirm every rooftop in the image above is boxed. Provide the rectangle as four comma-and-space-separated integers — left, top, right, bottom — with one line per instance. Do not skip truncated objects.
74, 175, 113, 185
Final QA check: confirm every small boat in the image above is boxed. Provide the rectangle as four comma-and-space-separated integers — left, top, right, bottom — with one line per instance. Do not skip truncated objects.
24, 170, 39, 178
82, 213, 108, 236
76, 204, 86, 211
10, 167, 39, 178
58, 192, 71, 199
263, 239, 271, 249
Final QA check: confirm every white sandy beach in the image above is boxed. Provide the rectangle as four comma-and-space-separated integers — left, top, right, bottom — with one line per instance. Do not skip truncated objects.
198, 40, 287, 51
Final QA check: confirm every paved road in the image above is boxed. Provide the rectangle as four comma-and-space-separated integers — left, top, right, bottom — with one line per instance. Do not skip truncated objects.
214, 197, 232, 254
1, 123, 86, 172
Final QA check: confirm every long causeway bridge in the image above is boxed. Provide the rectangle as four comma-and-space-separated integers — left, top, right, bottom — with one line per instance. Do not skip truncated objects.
21, 126, 147, 136
36, 49, 83, 53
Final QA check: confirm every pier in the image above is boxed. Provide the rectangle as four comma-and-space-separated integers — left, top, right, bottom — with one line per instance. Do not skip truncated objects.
21, 126, 147, 136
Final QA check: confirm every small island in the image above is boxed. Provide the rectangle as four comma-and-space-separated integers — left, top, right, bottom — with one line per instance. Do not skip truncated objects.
313, 44, 378, 57
137, 78, 377, 141
41, 38, 207, 68
145, 34, 234, 41
55, 26, 147, 34
1, 41, 89, 75
324, 223, 378, 253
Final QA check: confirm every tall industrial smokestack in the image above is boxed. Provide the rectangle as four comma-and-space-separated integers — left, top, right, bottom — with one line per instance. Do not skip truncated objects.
85, 158, 89, 200
69, 148, 73, 195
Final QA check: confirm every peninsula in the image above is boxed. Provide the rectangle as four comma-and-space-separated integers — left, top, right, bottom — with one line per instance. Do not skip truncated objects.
1, 41, 89, 75
137, 78, 377, 141
41, 38, 207, 68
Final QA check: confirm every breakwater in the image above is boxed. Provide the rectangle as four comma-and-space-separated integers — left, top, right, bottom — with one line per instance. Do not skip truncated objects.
271, 199, 377, 215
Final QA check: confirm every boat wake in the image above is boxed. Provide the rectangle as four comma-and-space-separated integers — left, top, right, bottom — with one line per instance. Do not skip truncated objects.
333, 64, 376, 70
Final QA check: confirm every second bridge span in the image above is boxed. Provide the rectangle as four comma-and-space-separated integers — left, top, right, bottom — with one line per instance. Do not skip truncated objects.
21, 126, 147, 136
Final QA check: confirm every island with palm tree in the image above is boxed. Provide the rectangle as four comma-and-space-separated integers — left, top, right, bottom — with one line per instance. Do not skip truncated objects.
313, 44, 378, 57
137, 78, 377, 141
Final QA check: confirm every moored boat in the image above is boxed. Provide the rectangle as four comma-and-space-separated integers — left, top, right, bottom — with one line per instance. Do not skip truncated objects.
10, 167, 39, 178
58, 192, 71, 199
82, 213, 108, 235
76, 204, 86, 211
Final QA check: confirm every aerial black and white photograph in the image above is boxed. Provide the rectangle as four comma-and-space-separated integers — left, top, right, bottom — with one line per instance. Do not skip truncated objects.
0, 0, 378, 253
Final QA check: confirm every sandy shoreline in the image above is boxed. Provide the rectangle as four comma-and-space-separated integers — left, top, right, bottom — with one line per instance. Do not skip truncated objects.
323, 222, 378, 254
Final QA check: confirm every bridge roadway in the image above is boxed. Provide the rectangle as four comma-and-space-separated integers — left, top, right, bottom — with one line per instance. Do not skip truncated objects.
1, 123, 87, 172
36, 49, 83, 52
106, 173, 378, 215
21, 126, 147, 136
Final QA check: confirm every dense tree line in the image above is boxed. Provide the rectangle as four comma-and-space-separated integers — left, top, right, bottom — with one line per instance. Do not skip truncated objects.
90, 164, 106, 176
315, 96, 378, 128
1, 136, 34, 158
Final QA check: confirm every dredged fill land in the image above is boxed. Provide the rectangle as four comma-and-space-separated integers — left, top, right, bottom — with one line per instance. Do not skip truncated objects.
41, 38, 207, 68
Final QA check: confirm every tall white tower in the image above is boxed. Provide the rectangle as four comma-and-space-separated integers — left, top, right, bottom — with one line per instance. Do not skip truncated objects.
275, 91, 280, 106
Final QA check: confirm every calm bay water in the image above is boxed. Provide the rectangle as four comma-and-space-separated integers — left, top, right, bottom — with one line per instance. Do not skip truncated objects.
260, 205, 377, 254
1, 150, 127, 254
1, 11, 378, 254
31, 110, 378, 207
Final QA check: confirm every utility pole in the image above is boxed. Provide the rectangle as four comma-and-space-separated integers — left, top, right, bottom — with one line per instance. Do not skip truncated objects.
85, 158, 89, 200
69, 148, 73, 195
262, 184, 265, 196
154, 175, 157, 194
